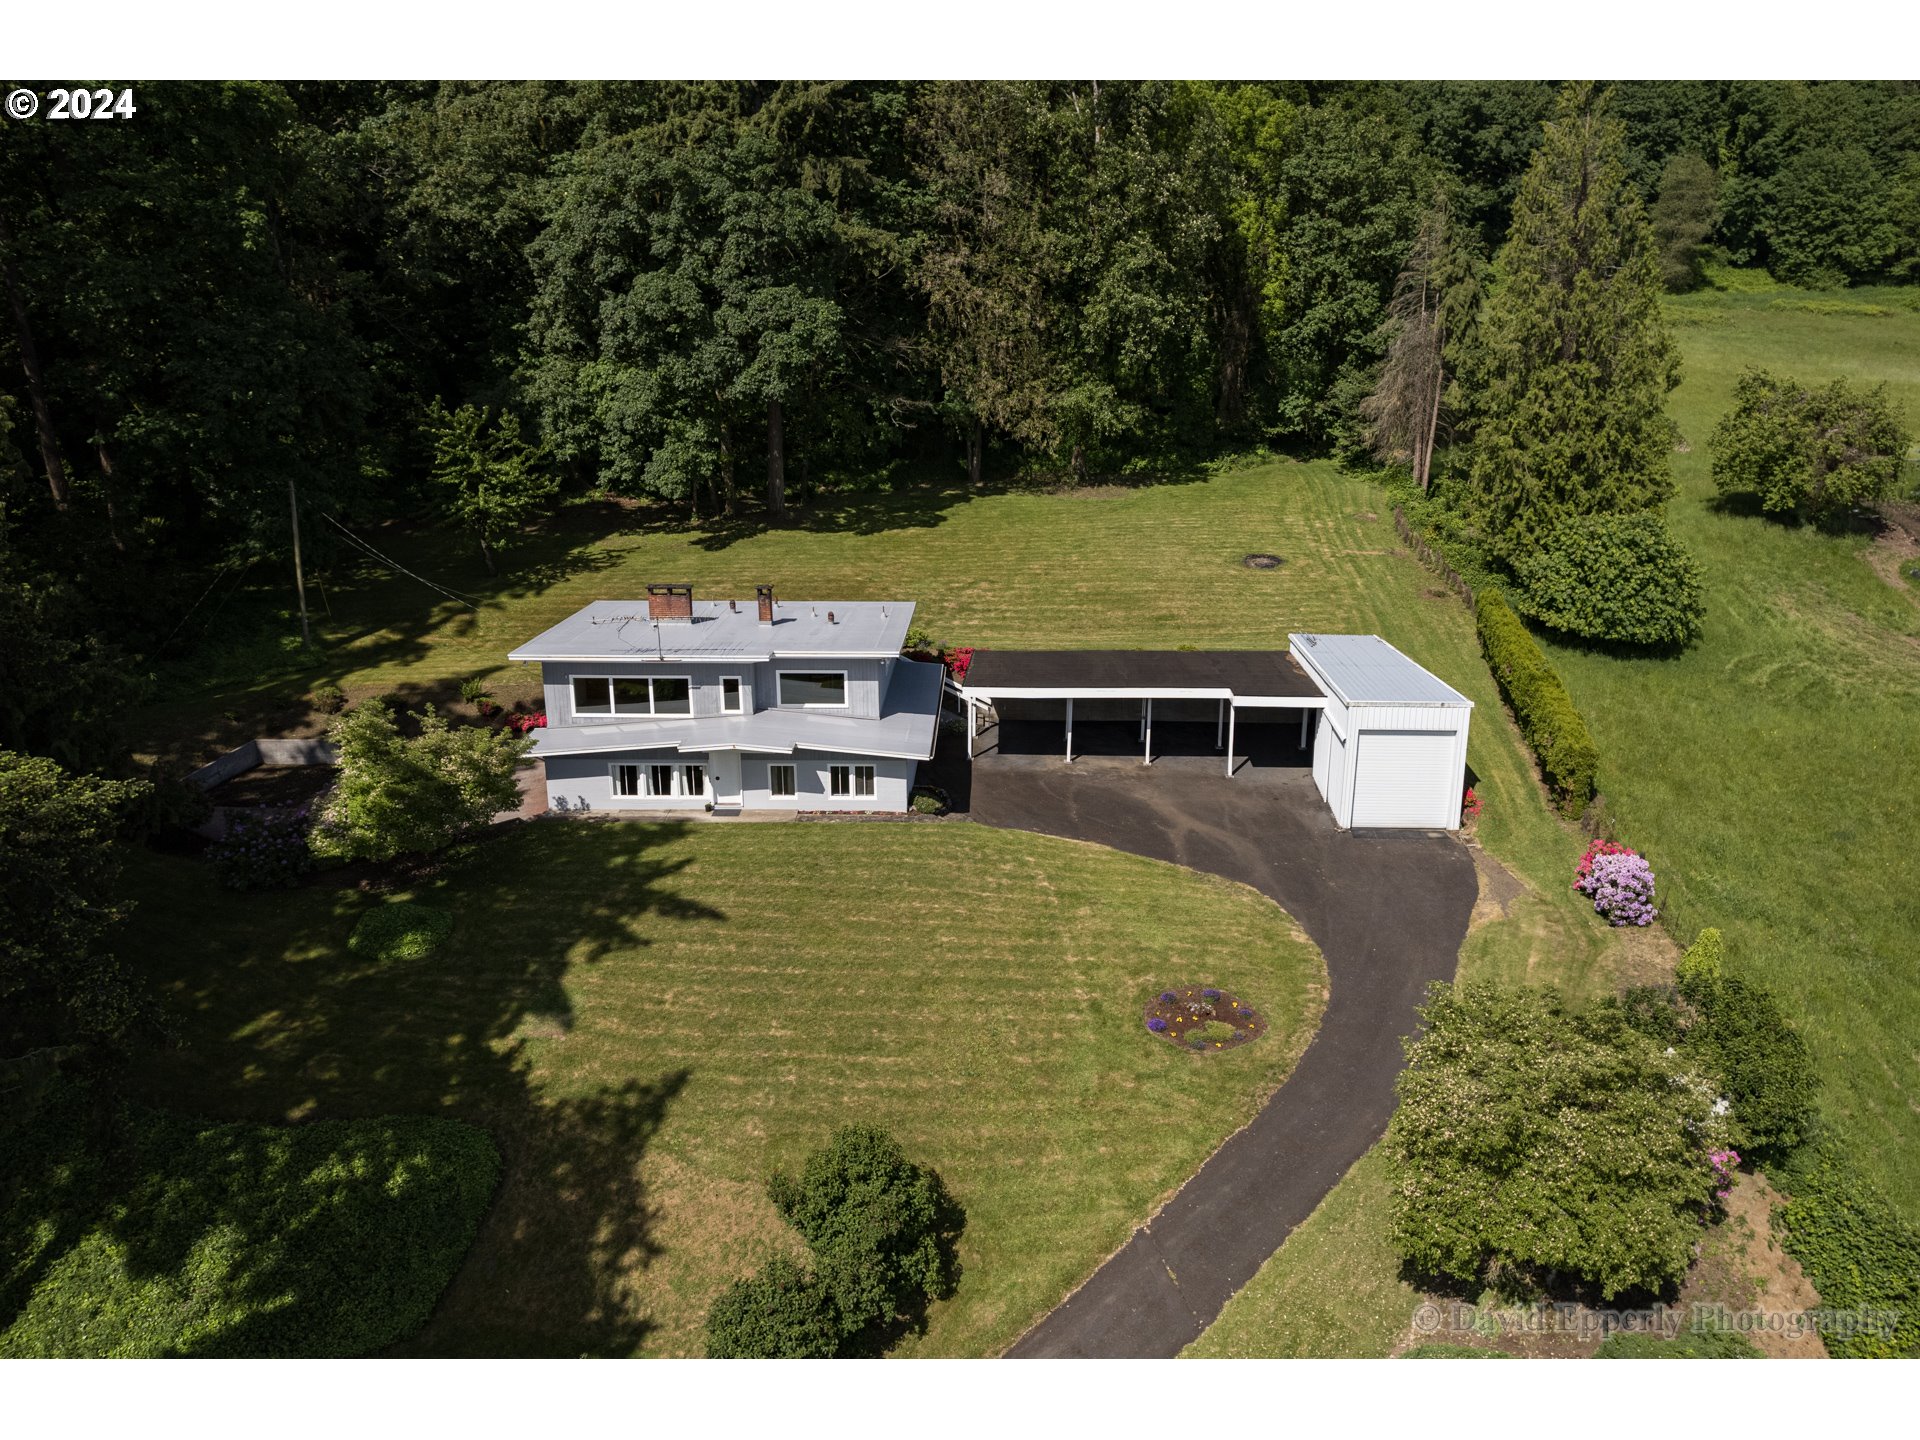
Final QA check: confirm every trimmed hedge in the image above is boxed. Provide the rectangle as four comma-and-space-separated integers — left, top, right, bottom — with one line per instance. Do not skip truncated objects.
1, 1082, 498, 1357
1474, 588, 1601, 816
1768, 1137, 1920, 1359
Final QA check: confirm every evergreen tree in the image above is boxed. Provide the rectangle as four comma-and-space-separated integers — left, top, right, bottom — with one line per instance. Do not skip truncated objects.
423, 402, 558, 572
1650, 151, 1720, 292
1468, 83, 1680, 564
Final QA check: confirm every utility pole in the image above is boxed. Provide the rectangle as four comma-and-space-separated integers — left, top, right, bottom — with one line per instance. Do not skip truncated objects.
289, 478, 311, 647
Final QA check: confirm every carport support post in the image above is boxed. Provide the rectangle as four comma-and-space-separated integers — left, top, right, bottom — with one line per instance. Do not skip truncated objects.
1065, 697, 1074, 763
1143, 698, 1153, 766
1216, 699, 1224, 749
1299, 707, 1309, 749
1225, 703, 1236, 778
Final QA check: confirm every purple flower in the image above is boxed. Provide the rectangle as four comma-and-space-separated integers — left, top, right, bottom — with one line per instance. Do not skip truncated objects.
1575, 851, 1658, 927
1201, 988, 1222, 1001
1158, 991, 1177, 1004
1146, 1017, 1169, 1033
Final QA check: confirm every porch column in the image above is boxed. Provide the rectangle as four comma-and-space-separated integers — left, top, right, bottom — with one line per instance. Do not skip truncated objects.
967, 694, 977, 762
1065, 697, 1074, 763
1299, 706, 1310, 748
1216, 699, 1225, 749
1143, 698, 1153, 766
1226, 703, 1236, 778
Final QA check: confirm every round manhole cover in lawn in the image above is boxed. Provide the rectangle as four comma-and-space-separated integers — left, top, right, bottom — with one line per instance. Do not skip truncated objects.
1242, 553, 1284, 570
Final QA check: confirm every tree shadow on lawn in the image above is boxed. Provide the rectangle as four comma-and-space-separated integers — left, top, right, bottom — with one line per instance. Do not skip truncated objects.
105, 821, 721, 1356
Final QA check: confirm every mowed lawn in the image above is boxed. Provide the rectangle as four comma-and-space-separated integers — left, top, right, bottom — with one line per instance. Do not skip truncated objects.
117, 819, 1327, 1357
1543, 280, 1920, 1216
142, 458, 1632, 999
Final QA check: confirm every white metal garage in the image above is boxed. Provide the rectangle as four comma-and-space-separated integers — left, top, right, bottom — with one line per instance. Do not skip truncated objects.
1289, 633, 1474, 831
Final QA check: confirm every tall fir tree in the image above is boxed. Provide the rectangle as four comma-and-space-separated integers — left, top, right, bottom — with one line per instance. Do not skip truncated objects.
1468, 83, 1680, 563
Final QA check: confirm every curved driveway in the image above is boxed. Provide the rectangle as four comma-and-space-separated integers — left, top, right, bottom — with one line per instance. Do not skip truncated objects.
973, 748, 1477, 1358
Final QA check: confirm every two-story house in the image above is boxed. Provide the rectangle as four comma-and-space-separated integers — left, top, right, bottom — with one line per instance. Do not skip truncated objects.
507, 585, 942, 813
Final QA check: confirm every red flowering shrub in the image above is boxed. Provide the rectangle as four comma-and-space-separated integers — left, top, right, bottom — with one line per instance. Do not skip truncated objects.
507, 712, 548, 736
945, 647, 975, 682
1575, 838, 1633, 882
1462, 786, 1483, 820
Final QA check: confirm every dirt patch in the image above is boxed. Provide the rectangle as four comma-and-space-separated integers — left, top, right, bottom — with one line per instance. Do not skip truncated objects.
1604, 922, 1684, 987
1863, 519, 1920, 603
1466, 846, 1530, 930
1678, 1171, 1828, 1358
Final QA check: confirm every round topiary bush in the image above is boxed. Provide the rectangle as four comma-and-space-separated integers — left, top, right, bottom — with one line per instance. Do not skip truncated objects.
348, 902, 453, 962
1513, 513, 1706, 649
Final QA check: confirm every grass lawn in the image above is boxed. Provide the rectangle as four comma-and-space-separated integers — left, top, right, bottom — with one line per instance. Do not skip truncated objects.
1542, 275, 1920, 1215
1181, 1143, 1417, 1359
116, 819, 1327, 1357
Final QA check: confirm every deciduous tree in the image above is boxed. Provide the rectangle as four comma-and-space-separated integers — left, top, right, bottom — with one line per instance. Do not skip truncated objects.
1709, 368, 1910, 523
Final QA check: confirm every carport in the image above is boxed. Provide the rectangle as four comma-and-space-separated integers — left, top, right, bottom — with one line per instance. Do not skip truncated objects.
958, 650, 1326, 777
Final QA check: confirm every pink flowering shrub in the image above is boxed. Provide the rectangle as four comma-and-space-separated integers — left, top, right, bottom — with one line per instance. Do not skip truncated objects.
1708, 1147, 1741, 1204
507, 712, 548, 736
945, 647, 975, 682
1576, 845, 1658, 926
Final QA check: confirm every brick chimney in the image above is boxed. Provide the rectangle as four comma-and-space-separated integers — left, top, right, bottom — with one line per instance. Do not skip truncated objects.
646, 583, 694, 621
755, 584, 775, 623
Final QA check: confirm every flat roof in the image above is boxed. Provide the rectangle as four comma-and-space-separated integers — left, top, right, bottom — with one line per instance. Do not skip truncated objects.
508, 598, 914, 663
1287, 633, 1472, 707
962, 650, 1323, 700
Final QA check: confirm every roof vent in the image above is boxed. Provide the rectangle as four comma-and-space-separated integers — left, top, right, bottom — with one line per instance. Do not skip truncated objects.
755, 584, 775, 624
646, 583, 694, 621
828, 610, 837, 624
729, 599, 738, 613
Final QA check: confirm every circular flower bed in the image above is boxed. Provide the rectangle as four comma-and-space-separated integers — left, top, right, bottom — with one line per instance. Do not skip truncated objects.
1143, 985, 1267, 1053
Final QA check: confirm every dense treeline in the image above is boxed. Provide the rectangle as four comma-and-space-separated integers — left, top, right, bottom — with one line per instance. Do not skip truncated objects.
3, 79, 1919, 762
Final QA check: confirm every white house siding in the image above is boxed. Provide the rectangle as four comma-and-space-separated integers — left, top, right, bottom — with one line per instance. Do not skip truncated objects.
542, 748, 917, 814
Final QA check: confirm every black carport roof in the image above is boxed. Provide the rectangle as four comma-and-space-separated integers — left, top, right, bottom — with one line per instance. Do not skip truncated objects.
963, 649, 1323, 700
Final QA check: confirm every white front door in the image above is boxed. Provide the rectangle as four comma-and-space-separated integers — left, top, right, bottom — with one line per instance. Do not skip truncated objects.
708, 751, 743, 805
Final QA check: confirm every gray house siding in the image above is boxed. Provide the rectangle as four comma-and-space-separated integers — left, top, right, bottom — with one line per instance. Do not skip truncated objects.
543, 748, 916, 813
543, 656, 886, 726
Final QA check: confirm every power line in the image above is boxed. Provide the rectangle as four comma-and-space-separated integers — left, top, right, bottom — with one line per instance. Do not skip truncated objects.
320, 513, 482, 611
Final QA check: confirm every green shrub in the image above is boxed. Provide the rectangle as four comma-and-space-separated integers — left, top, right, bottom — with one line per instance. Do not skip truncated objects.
1710, 368, 1910, 524
457, 677, 493, 706
1513, 513, 1706, 649
768, 1125, 965, 1345
0, 1082, 498, 1357
1386, 984, 1721, 1299
1767, 1137, 1920, 1359
704, 1257, 840, 1358
310, 682, 347, 715
1675, 926, 1725, 993
1594, 1327, 1761, 1358
1681, 975, 1819, 1157
349, 902, 453, 963
309, 702, 532, 863
1474, 589, 1601, 816
1400, 1342, 1509, 1358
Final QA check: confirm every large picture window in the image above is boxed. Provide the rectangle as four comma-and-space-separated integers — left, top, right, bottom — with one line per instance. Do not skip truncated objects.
572, 674, 691, 719
778, 671, 847, 708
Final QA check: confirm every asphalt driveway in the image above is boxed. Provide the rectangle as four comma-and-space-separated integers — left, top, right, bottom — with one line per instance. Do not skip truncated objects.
969, 731, 1477, 1358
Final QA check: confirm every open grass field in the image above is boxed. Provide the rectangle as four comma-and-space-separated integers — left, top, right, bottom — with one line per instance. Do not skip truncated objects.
114, 819, 1327, 1357
1543, 275, 1920, 1216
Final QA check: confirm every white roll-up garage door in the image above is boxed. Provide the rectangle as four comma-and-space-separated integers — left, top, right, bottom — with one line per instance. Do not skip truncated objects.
1352, 730, 1456, 828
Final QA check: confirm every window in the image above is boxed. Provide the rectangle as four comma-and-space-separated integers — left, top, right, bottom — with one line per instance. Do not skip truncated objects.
721, 676, 744, 714
646, 764, 674, 797
612, 763, 642, 797
829, 764, 874, 798
570, 675, 692, 719
573, 676, 612, 716
769, 764, 796, 797
778, 671, 847, 708
681, 765, 705, 797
